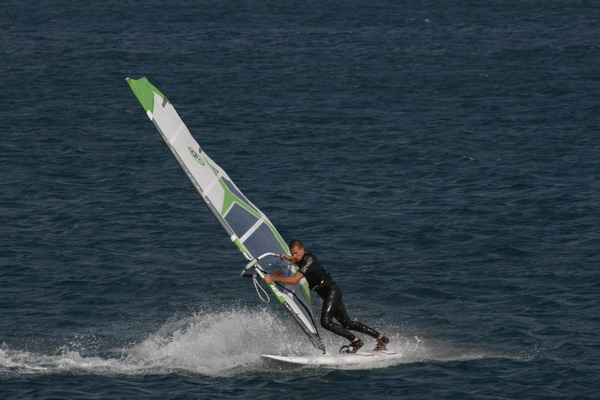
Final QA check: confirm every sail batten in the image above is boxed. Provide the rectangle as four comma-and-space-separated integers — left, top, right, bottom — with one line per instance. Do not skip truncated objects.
126, 77, 325, 352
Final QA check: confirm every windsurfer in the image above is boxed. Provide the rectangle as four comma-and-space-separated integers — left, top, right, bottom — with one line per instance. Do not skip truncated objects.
263, 239, 389, 353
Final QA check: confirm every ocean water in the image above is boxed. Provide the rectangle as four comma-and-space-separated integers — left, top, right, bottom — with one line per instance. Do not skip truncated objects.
1, 0, 599, 398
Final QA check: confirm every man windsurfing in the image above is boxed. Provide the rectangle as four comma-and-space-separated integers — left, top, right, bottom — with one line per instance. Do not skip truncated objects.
263, 239, 389, 353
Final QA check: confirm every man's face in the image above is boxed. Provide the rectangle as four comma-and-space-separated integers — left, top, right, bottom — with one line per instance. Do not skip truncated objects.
289, 245, 304, 263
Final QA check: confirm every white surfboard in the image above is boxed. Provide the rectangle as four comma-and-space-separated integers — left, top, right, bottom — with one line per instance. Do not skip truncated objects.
262, 350, 401, 369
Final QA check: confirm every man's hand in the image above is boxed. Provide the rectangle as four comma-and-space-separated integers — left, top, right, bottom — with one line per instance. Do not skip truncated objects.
264, 271, 302, 285
280, 254, 293, 261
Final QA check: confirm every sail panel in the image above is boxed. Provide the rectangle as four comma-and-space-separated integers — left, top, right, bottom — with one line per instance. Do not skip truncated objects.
224, 203, 260, 238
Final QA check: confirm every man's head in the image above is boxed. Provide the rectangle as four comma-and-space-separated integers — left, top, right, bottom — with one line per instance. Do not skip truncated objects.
288, 239, 305, 263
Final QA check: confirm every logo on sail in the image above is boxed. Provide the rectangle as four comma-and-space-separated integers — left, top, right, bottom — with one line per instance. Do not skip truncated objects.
188, 147, 205, 166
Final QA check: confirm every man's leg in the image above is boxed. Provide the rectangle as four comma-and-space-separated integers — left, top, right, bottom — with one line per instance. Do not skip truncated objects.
334, 297, 390, 350
320, 286, 356, 341
334, 298, 380, 339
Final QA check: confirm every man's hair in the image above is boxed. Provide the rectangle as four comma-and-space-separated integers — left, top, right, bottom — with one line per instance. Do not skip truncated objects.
288, 239, 304, 249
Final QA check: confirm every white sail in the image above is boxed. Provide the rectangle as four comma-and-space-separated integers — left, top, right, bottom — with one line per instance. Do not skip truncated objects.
127, 77, 325, 352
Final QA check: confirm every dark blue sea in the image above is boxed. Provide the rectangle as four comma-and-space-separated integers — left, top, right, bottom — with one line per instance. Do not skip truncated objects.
1, 1, 599, 398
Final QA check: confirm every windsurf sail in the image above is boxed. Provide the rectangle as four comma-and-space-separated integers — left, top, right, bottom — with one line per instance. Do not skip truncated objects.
126, 77, 325, 352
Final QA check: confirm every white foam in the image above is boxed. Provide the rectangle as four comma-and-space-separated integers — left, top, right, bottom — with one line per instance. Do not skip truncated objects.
123, 306, 301, 376
0, 307, 313, 377
0, 308, 517, 376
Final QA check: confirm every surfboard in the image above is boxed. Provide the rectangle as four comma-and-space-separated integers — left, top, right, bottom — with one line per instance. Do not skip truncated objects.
262, 350, 401, 368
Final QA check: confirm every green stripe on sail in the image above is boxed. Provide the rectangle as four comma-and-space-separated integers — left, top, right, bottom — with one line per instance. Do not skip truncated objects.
198, 155, 261, 220
270, 286, 287, 303
126, 77, 169, 113
220, 183, 262, 219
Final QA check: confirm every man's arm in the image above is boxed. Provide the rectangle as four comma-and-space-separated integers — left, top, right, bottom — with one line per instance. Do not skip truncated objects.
263, 271, 303, 285
280, 253, 293, 261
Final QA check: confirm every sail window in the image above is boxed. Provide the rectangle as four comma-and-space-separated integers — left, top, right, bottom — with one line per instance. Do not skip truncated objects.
224, 203, 258, 237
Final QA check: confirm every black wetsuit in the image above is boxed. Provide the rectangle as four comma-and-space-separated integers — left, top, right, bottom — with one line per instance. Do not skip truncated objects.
296, 251, 380, 342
